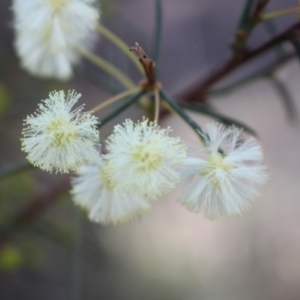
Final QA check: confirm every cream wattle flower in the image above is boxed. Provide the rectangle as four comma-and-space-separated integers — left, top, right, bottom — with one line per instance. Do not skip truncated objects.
104, 119, 187, 201
12, 0, 99, 80
179, 122, 268, 219
21, 90, 99, 173
71, 156, 151, 225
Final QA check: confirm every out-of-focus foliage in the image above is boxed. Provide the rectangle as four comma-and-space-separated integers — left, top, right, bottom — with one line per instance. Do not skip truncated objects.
0, 245, 23, 271
0, 84, 10, 116
0, 174, 35, 224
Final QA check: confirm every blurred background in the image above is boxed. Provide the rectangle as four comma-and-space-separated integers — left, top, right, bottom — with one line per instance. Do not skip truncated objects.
0, 0, 300, 299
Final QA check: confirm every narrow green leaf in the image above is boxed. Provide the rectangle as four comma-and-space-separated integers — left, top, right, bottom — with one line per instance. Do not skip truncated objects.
159, 90, 207, 143
269, 76, 297, 122
180, 103, 257, 136
263, 19, 286, 57
97, 90, 146, 129
291, 39, 300, 63
0, 162, 34, 179
209, 72, 262, 96
74, 66, 122, 95
237, 0, 256, 30
153, 0, 163, 77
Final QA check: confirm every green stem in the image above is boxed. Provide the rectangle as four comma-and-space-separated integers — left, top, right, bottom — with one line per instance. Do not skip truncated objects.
237, 0, 255, 30
154, 88, 160, 123
96, 24, 144, 74
153, 0, 163, 76
90, 87, 141, 114
97, 90, 147, 129
233, 0, 267, 51
75, 46, 136, 89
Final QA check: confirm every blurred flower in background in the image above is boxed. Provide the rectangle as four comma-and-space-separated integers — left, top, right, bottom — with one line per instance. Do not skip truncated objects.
179, 122, 268, 219
12, 0, 100, 79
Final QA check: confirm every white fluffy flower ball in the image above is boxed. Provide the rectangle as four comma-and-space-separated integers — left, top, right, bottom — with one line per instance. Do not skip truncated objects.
104, 119, 187, 201
179, 122, 268, 219
21, 90, 99, 173
71, 156, 151, 225
12, 0, 99, 80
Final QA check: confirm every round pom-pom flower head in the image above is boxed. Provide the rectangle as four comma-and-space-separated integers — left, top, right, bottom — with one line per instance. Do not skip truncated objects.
104, 119, 187, 201
12, 0, 99, 79
179, 122, 268, 219
71, 156, 151, 225
21, 90, 99, 173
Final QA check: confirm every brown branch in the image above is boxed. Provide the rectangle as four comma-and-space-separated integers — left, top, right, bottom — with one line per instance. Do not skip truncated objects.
13, 177, 70, 227
0, 177, 70, 247
253, 0, 269, 16
179, 21, 300, 102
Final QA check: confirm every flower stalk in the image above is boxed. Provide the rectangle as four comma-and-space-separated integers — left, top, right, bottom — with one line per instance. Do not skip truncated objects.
154, 87, 160, 123
89, 86, 141, 114
260, 7, 300, 20
75, 45, 136, 89
96, 24, 144, 74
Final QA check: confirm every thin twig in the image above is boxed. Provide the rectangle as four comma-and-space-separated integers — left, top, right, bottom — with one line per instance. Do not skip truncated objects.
129, 43, 156, 86
153, 0, 163, 76
180, 21, 300, 102
233, 0, 270, 54
209, 53, 295, 96
261, 6, 300, 20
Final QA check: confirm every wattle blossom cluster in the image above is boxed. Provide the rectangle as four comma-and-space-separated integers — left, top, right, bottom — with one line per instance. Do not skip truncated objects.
104, 119, 187, 201
179, 123, 268, 219
71, 157, 151, 225
12, 0, 99, 80
21, 90, 267, 225
21, 90, 100, 173
71, 119, 187, 225
70, 120, 267, 225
